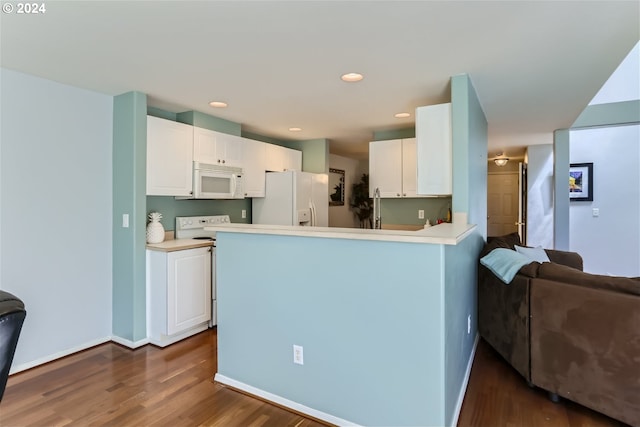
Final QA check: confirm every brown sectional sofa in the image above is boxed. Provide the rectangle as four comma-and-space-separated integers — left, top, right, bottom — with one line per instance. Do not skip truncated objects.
478, 233, 640, 426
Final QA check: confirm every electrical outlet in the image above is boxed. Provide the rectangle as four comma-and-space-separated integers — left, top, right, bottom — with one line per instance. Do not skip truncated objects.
122, 214, 129, 228
241, 209, 247, 219
418, 209, 425, 219
592, 208, 599, 217
293, 345, 304, 365
467, 315, 471, 334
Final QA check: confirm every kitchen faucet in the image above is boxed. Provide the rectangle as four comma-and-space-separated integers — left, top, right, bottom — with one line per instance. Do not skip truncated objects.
373, 187, 381, 229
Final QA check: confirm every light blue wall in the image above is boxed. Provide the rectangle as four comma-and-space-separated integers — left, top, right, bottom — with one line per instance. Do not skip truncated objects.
573, 100, 640, 128
216, 232, 447, 426
112, 91, 147, 342
146, 197, 251, 230
176, 110, 241, 135
1, 68, 113, 368
379, 197, 452, 226
298, 139, 330, 174
451, 74, 488, 238
443, 232, 483, 426
553, 129, 571, 250
555, 101, 639, 251
372, 127, 415, 141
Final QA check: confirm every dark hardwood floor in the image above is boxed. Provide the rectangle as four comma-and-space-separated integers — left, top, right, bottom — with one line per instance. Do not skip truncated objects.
0, 329, 626, 426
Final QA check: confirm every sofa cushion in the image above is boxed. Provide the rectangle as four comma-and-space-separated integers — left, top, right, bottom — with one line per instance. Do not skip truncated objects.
518, 262, 541, 278
515, 245, 551, 263
480, 232, 522, 259
480, 248, 535, 284
538, 262, 640, 296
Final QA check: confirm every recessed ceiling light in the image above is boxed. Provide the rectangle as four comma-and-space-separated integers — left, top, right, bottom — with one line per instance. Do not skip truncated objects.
394, 112, 411, 118
341, 72, 364, 82
289, 127, 302, 132
209, 101, 228, 108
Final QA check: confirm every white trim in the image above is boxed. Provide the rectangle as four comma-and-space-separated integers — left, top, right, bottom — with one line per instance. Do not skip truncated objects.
148, 324, 208, 348
9, 336, 111, 374
214, 374, 361, 427
110, 335, 150, 349
450, 333, 479, 427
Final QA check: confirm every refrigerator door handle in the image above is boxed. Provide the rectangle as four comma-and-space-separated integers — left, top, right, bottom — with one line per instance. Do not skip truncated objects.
310, 200, 316, 227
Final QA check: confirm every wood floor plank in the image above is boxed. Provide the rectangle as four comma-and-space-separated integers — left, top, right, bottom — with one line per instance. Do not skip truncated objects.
1, 329, 627, 426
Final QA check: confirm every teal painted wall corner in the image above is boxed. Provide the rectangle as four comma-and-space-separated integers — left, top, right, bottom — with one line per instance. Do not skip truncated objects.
372, 127, 415, 141
451, 74, 488, 238
113, 91, 148, 342
176, 110, 241, 135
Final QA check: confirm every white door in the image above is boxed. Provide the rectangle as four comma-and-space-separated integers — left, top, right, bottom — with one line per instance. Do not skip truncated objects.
311, 173, 329, 227
517, 162, 528, 245
487, 173, 519, 237
296, 171, 313, 224
167, 247, 211, 335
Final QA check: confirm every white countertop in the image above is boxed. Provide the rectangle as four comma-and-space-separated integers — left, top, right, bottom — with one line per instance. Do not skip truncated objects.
146, 238, 213, 252
204, 222, 476, 245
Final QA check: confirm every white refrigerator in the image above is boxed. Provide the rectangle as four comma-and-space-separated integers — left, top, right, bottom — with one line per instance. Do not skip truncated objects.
252, 171, 328, 227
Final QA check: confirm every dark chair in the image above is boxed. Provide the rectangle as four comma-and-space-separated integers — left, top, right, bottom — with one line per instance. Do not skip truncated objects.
0, 290, 26, 402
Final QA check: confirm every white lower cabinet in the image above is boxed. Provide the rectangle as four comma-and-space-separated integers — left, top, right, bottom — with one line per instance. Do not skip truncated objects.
147, 247, 211, 347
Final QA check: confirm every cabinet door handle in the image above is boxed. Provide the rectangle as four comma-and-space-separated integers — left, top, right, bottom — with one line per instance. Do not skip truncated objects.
222, 160, 226, 164
403, 193, 406, 196
397, 193, 400, 197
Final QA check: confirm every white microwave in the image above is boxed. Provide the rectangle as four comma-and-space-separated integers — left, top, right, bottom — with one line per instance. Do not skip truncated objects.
181, 162, 244, 200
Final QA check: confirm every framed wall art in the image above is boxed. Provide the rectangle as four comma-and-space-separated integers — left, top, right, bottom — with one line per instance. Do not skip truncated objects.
329, 168, 345, 206
569, 163, 593, 202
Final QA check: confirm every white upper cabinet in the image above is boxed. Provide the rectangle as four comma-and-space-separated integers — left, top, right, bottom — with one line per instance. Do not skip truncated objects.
193, 127, 244, 168
146, 115, 194, 197
242, 137, 266, 198
369, 138, 421, 198
369, 139, 403, 197
401, 138, 418, 197
416, 103, 452, 196
265, 143, 302, 172
284, 147, 302, 171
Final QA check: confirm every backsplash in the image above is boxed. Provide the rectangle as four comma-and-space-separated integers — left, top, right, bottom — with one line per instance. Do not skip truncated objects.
380, 197, 452, 226
146, 196, 251, 230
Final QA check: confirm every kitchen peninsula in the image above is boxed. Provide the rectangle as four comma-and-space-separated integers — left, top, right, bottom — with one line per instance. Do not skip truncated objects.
206, 221, 482, 426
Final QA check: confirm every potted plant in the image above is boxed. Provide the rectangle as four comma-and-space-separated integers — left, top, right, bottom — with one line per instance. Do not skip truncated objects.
350, 173, 373, 228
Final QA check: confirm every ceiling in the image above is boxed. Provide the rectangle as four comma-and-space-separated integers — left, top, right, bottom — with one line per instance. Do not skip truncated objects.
1, 1, 638, 160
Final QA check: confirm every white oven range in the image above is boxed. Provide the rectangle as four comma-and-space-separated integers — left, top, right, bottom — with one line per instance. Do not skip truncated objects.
175, 215, 231, 327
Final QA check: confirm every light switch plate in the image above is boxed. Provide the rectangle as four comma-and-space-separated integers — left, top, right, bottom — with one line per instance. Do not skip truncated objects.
293, 345, 304, 365
592, 208, 599, 217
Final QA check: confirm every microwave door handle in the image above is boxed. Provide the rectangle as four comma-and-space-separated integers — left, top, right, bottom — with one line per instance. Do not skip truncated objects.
231, 174, 237, 197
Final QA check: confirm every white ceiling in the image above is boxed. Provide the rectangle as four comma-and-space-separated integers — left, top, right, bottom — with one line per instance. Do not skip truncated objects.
1, 1, 638, 159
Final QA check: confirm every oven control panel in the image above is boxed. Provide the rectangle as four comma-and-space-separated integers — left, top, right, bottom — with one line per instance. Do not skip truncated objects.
176, 215, 231, 230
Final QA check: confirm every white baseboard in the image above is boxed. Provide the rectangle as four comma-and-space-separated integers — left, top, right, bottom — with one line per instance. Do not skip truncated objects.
9, 336, 111, 375
450, 333, 479, 427
148, 324, 208, 348
110, 335, 150, 349
214, 374, 361, 427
